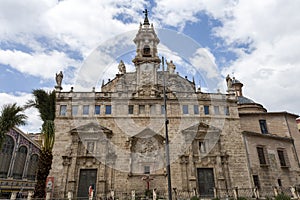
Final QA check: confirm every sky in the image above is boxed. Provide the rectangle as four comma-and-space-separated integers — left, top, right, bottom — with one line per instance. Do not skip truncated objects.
0, 0, 299, 133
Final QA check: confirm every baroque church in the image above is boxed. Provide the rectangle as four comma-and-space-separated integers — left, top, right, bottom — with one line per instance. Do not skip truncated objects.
50, 12, 300, 199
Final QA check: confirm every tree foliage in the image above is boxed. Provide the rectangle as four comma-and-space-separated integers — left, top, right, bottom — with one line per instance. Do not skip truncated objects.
25, 89, 56, 121
0, 103, 27, 148
25, 89, 56, 198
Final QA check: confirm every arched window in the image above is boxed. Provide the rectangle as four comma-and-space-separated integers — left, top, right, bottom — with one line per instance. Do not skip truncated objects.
12, 146, 28, 179
27, 154, 39, 180
143, 45, 151, 57
0, 135, 14, 178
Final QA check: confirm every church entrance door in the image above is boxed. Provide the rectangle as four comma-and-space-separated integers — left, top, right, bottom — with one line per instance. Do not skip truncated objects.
77, 169, 97, 198
197, 168, 215, 197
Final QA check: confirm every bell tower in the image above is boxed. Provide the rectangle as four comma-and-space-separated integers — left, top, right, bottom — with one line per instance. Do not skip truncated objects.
132, 9, 161, 88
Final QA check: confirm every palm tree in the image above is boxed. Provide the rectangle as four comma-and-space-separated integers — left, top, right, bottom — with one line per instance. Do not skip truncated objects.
25, 89, 56, 198
0, 103, 27, 149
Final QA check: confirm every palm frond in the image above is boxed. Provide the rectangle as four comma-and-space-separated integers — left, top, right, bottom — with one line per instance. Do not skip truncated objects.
0, 103, 27, 148
25, 89, 56, 122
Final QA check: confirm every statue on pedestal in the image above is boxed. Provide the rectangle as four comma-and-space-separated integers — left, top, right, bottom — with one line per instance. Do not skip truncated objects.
167, 60, 176, 74
118, 60, 126, 74
56, 71, 63, 87
226, 74, 232, 90
55, 71, 63, 91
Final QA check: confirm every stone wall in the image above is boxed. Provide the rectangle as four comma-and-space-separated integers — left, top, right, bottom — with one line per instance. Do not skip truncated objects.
244, 133, 299, 191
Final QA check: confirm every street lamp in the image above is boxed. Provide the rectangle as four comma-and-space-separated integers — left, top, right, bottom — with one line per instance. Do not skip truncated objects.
162, 56, 172, 200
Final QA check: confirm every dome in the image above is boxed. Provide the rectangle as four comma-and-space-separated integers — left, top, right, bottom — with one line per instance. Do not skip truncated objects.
237, 96, 256, 104
232, 78, 242, 84
237, 96, 267, 113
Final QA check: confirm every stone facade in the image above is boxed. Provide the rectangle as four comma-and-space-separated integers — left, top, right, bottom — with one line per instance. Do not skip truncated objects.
231, 77, 300, 195
50, 14, 299, 199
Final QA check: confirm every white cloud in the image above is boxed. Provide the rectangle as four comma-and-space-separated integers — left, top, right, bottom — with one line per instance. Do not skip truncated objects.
0, 49, 79, 79
218, 0, 300, 114
43, 0, 147, 55
0, 0, 148, 79
0, 0, 56, 39
154, 0, 300, 115
152, 0, 203, 30
152, 0, 235, 30
189, 48, 219, 79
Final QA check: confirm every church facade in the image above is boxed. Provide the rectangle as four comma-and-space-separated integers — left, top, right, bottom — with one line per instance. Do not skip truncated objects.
50, 14, 300, 199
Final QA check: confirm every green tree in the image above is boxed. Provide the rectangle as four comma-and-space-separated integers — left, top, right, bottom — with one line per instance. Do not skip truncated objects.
0, 103, 27, 149
25, 89, 56, 198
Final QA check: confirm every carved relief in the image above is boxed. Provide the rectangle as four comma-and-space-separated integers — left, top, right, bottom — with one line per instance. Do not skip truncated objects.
130, 128, 165, 174
134, 137, 159, 154
141, 71, 152, 85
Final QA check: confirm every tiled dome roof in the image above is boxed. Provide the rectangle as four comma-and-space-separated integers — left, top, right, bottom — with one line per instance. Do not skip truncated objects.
237, 96, 256, 104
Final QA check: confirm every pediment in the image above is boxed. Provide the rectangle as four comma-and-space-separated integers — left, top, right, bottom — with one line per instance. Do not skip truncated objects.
182, 122, 220, 133
70, 122, 112, 137
182, 122, 221, 141
131, 128, 165, 146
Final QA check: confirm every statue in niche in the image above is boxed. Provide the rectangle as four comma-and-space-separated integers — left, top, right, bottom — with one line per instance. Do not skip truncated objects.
55, 71, 63, 87
167, 60, 176, 74
118, 60, 126, 74
226, 74, 232, 90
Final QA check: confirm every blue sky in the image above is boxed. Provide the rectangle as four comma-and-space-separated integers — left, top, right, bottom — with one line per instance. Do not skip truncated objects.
0, 0, 300, 132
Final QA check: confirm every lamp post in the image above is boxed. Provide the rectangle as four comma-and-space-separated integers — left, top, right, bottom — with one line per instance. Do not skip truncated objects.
162, 56, 172, 200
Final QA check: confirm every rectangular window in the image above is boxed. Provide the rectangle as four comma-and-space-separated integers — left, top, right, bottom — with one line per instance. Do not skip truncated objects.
95, 105, 100, 115
259, 120, 268, 134
277, 149, 288, 167
60, 105, 67, 116
72, 105, 78, 116
253, 175, 260, 189
182, 105, 189, 114
194, 105, 199, 114
139, 105, 145, 114
105, 105, 112, 114
161, 105, 165, 114
199, 141, 206, 153
128, 105, 134, 114
214, 106, 220, 115
83, 105, 89, 115
150, 104, 156, 115
224, 106, 230, 116
144, 166, 150, 174
278, 179, 282, 187
204, 105, 209, 115
257, 147, 267, 165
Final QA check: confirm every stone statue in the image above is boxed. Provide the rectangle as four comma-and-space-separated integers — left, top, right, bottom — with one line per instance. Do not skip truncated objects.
153, 188, 157, 200
118, 60, 126, 74
226, 74, 232, 90
167, 60, 176, 74
131, 190, 135, 200
56, 71, 63, 87
110, 190, 115, 200
28, 191, 34, 200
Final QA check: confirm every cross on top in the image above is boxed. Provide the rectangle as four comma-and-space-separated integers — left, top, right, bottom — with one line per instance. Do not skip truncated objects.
143, 9, 149, 18
142, 8, 150, 25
